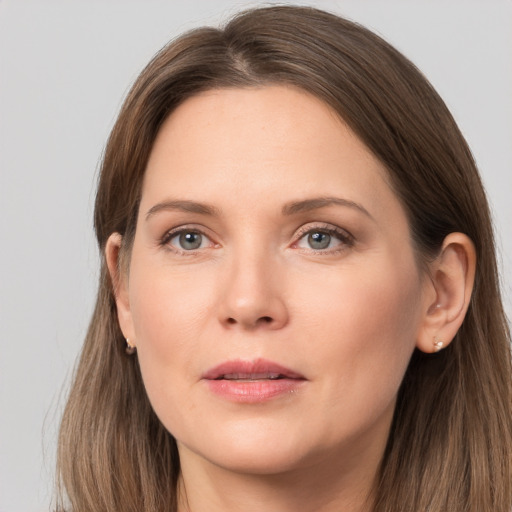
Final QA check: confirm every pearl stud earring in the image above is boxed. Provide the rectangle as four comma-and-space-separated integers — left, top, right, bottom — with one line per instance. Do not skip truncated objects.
433, 337, 444, 353
125, 338, 136, 355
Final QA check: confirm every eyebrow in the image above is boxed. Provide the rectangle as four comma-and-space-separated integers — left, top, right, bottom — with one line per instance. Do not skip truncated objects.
145, 196, 373, 221
145, 200, 219, 220
282, 196, 374, 220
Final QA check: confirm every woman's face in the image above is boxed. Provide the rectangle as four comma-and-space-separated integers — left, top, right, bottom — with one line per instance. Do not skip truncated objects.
117, 86, 432, 476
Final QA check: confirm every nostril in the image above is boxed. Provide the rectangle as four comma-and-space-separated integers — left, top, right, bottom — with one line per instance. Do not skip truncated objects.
225, 316, 273, 326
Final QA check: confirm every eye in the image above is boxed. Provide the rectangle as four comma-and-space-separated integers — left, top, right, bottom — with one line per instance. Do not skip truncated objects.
162, 229, 212, 252
175, 231, 204, 250
294, 225, 353, 252
305, 231, 332, 250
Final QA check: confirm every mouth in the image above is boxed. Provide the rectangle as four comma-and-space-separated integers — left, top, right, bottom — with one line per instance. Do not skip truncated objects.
202, 358, 306, 403
215, 372, 287, 381
202, 358, 305, 381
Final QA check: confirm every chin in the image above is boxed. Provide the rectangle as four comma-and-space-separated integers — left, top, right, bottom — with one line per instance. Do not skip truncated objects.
203, 445, 310, 476
176, 419, 327, 476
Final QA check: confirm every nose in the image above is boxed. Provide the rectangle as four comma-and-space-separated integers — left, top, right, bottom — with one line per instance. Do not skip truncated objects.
217, 251, 289, 331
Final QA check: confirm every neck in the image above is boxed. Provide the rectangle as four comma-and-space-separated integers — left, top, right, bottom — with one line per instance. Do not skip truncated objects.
177, 445, 380, 512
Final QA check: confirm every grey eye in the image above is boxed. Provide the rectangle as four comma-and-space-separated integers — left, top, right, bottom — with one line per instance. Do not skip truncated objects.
307, 231, 331, 249
176, 231, 203, 250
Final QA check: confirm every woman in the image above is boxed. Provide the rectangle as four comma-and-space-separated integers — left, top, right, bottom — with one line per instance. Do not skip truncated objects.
56, 6, 512, 511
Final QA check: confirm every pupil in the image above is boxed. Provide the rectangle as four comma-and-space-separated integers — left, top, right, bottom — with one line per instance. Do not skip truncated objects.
179, 232, 202, 250
308, 231, 331, 249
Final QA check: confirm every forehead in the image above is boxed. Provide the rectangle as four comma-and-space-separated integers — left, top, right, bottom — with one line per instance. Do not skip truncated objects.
141, 85, 404, 225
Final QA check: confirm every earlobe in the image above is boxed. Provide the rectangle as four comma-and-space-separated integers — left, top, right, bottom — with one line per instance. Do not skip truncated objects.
105, 233, 136, 345
416, 233, 476, 353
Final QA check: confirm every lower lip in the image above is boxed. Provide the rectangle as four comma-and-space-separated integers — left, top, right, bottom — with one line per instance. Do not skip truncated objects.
204, 378, 306, 403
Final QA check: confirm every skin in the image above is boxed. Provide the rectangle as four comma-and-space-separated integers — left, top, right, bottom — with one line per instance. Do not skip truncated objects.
107, 86, 476, 512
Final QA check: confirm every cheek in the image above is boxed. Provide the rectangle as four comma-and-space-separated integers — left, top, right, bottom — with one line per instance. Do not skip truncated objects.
129, 258, 214, 350
296, 256, 422, 421
126, 257, 217, 421
296, 254, 422, 346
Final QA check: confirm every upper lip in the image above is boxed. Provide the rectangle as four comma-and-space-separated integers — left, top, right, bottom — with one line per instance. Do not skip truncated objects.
202, 358, 306, 381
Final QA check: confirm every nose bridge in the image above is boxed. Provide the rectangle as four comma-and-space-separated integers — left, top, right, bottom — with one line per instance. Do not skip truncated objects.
218, 238, 288, 330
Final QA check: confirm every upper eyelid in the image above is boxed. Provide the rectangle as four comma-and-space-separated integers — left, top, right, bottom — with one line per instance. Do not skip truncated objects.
163, 223, 211, 235
161, 224, 215, 245
293, 222, 353, 239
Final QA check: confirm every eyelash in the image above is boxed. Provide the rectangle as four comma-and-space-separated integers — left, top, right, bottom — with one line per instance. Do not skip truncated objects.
159, 223, 354, 255
159, 225, 214, 255
293, 223, 355, 254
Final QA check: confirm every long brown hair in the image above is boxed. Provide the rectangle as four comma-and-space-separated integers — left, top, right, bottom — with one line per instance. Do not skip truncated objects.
56, 6, 512, 511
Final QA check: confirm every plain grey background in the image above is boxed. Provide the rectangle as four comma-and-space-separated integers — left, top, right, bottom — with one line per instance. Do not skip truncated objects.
1, 1, 510, 510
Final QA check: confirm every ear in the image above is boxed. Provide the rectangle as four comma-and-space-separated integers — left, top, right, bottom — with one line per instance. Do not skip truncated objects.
416, 232, 476, 353
105, 233, 136, 346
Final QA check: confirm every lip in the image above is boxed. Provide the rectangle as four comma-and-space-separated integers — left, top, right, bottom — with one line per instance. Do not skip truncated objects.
202, 358, 307, 403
